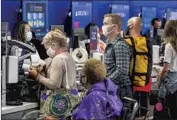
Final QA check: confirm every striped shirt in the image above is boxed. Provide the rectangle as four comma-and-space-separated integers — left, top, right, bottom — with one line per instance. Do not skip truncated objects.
104, 36, 132, 87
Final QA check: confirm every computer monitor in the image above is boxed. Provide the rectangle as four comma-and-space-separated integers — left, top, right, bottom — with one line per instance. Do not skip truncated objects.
74, 28, 85, 36
166, 8, 177, 20
73, 28, 86, 49
23, 1, 48, 38
50, 25, 64, 33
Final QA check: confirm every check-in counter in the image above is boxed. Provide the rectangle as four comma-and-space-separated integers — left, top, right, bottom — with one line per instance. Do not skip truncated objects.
2, 102, 38, 120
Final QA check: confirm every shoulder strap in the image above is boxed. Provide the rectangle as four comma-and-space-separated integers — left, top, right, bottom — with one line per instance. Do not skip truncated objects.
130, 37, 136, 78
45, 59, 52, 75
129, 37, 135, 50
63, 59, 70, 90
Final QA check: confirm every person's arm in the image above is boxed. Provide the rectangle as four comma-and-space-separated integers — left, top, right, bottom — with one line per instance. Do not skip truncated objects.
38, 57, 64, 89
158, 44, 172, 81
108, 42, 130, 83
158, 63, 169, 81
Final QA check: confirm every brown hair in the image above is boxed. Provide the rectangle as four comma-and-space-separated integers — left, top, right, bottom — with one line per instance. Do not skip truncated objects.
164, 20, 177, 53
83, 59, 106, 85
42, 31, 67, 48
104, 13, 122, 30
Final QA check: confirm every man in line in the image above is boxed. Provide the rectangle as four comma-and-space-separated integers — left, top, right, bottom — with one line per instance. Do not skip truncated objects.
145, 18, 162, 45
127, 17, 153, 120
103, 14, 133, 118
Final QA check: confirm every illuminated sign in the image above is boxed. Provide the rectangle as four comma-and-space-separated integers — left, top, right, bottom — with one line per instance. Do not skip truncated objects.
23, 1, 48, 37
72, 2, 92, 28
112, 4, 130, 30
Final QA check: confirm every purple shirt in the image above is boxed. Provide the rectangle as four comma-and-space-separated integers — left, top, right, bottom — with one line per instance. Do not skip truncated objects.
72, 79, 123, 120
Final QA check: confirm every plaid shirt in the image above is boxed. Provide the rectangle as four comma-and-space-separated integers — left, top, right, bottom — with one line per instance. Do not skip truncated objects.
104, 36, 132, 87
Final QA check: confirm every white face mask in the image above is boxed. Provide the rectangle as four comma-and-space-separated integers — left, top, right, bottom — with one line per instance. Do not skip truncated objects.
102, 25, 114, 36
26, 31, 32, 42
46, 47, 55, 58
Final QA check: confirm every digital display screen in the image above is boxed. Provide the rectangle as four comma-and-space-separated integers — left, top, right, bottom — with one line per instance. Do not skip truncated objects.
142, 7, 157, 34
167, 8, 177, 20
90, 26, 97, 50
112, 4, 130, 30
72, 2, 92, 28
23, 1, 48, 37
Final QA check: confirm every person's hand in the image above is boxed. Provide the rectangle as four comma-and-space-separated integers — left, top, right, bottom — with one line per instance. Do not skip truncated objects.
32, 59, 46, 73
28, 67, 39, 80
44, 115, 57, 120
36, 64, 46, 73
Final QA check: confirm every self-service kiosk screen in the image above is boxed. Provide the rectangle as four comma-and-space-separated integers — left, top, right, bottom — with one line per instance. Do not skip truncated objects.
23, 1, 48, 38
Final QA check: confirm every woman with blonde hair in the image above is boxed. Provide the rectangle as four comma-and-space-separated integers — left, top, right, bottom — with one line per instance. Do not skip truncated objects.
28, 31, 77, 119
158, 20, 177, 119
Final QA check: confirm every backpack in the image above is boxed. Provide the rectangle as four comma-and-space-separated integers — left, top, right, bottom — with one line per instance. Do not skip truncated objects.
125, 36, 152, 87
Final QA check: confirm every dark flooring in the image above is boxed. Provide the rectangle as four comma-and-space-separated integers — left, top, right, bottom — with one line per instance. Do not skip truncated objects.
153, 109, 177, 120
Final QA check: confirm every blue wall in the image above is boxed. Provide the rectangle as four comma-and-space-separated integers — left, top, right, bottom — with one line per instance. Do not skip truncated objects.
2, 0, 177, 34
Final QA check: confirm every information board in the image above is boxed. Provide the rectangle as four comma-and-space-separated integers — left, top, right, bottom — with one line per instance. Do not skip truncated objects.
90, 26, 97, 50
167, 8, 177, 20
112, 4, 129, 30
23, 0, 48, 37
142, 7, 157, 35
72, 2, 92, 29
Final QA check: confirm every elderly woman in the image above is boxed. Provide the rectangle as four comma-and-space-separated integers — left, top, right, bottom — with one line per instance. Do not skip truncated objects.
158, 20, 177, 119
28, 31, 77, 119
72, 59, 123, 120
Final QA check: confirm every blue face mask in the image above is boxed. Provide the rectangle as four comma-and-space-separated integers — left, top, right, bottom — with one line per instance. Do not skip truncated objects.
26, 31, 32, 42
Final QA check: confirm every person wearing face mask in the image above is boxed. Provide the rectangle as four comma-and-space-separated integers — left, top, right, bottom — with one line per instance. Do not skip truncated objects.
127, 17, 153, 120
72, 59, 123, 120
28, 31, 77, 119
13, 21, 43, 72
82, 22, 106, 54
144, 18, 162, 45
103, 14, 133, 119
157, 20, 177, 119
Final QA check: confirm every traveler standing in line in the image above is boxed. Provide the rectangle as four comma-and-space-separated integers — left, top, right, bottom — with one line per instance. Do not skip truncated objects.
103, 14, 133, 119
126, 17, 153, 120
158, 20, 177, 119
